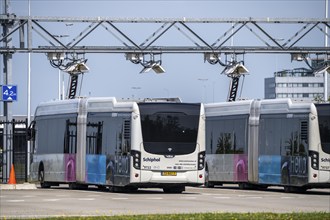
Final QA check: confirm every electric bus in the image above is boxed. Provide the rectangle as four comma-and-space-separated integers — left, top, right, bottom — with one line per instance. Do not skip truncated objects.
29, 97, 205, 193
204, 99, 330, 192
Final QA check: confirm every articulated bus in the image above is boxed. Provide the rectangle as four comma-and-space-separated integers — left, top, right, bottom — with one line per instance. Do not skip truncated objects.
204, 99, 330, 192
29, 97, 205, 193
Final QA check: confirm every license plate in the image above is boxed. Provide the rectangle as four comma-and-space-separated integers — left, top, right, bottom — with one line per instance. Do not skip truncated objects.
161, 171, 177, 176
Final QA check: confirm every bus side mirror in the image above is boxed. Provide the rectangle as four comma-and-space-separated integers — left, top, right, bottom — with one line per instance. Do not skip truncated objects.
26, 121, 36, 141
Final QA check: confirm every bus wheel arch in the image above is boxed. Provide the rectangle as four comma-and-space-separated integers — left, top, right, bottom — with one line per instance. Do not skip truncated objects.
204, 164, 214, 188
38, 162, 50, 188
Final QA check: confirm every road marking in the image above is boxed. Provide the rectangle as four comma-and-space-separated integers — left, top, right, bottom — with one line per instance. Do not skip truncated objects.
281, 197, 294, 199
112, 197, 128, 200
213, 196, 230, 199
55, 194, 69, 197
247, 197, 262, 199
23, 195, 35, 198
7, 200, 25, 202
202, 193, 224, 196
181, 196, 197, 199
78, 198, 95, 201
146, 197, 163, 200
238, 195, 249, 197
43, 199, 60, 202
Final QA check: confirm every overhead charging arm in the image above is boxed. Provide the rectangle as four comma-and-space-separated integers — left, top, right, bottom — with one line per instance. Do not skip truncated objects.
227, 76, 240, 102
65, 61, 89, 99
68, 74, 79, 99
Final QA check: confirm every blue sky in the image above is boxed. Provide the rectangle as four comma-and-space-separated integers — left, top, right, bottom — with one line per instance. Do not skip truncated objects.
0, 0, 327, 115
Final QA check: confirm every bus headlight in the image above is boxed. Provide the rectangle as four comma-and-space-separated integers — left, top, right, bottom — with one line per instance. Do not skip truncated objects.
309, 150, 319, 170
198, 151, 205, 170
131, 150, 141, 170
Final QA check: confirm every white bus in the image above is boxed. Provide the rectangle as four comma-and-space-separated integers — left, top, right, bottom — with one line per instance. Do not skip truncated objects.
204, 99, 330, 192
29, 97, 205, 193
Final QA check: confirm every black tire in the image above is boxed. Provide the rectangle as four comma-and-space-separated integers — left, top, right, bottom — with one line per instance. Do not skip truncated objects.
204, 166, 214, 188
284, 186, 307, 193
39, 168, 50, 188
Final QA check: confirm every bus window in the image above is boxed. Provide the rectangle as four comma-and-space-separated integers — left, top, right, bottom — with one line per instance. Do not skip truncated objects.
36, 114, 77, 154
316, 104, 330, 154
139, 103, 200, 156
86, 121, 103, 155
64, 119, 77, 154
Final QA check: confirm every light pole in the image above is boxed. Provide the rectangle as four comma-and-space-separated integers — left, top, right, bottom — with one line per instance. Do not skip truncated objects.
52, 34, 69, 100
198, 78, 208, 103
27, 0, 31, 180
164, 88, 169, 98
325, 0, 328, 101
131, 86, 141, 99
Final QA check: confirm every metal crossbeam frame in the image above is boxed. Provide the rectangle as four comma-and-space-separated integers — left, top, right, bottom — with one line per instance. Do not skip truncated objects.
0, 15, 329, 55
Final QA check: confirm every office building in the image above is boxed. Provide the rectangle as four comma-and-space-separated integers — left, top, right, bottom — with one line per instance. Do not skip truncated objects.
265, 67, 330, 102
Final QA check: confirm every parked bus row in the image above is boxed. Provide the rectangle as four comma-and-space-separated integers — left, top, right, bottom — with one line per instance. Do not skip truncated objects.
28, 97, 329, 193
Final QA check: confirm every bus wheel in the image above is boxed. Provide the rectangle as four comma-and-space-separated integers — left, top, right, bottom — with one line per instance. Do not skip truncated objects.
284, 186, 307, 193
239, 183, 247, 189
39, 168, 50, 188
204, 167, 214, 188
97, 185, 107, 190
69, 183, 78, 190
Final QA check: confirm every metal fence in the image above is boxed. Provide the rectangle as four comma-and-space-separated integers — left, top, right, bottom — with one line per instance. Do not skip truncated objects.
0, 119, 28, 183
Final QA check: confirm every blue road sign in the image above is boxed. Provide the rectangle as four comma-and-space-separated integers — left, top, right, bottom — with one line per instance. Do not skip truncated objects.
2, 85, 17, 101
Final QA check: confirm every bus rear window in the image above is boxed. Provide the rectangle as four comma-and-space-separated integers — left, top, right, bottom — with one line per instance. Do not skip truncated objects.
139, 103, 200, 155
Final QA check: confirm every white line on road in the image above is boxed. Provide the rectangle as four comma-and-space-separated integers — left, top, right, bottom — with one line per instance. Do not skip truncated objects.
7, 200, 25, 202
213, 197, 231, 199
78, 198, 95, 201
181, 196, 197, 199
43, 199, 60, 202
112, 198, 128, 200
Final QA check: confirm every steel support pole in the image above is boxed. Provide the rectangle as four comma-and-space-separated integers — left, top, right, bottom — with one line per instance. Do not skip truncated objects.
2, 0, 14, 183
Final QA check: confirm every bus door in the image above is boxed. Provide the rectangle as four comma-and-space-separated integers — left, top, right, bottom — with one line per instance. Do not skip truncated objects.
86, 121, 106, 185
314, 104, 330, 178
114, 119, 131, 186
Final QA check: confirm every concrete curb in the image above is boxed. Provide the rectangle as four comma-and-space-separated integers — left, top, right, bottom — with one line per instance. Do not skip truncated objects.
0, 183, 37, 190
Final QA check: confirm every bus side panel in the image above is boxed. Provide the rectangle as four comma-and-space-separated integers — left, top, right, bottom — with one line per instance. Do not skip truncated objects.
206, 155, 248, 183
206, 154, 233, 182
258, 155, 281, 184
64, 154, 76, 182
30, 159, 39, 182
35, 154, 67, 182
281, 156, 308, 186
86, 154, 106, 184
113, 155, 130, 186
234, 154, 248, 182
106, 155, 115, 185
30, 153, 76, 183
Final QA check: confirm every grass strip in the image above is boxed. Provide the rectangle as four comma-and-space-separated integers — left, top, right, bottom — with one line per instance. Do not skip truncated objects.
35, 212, 329, 220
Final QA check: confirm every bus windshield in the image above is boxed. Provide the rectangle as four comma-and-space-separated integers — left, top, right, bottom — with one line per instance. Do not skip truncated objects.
139, 103, 200, 155
316, 104, 330, 154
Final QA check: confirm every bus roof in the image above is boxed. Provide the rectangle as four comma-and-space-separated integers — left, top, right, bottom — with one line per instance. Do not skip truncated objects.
258, 98, 313, 115
204, 99, 314, 117
34, 97, 137, 117
204, 99, 254, 117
